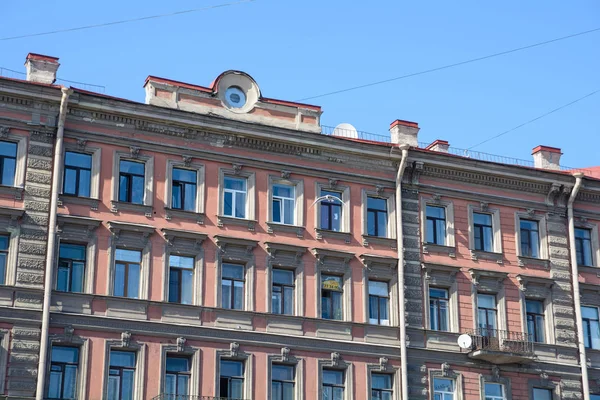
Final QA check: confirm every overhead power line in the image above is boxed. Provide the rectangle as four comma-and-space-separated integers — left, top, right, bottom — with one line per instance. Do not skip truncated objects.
467, 89, 600, 150
0, 0, 255, 41
296, 27, 600, 101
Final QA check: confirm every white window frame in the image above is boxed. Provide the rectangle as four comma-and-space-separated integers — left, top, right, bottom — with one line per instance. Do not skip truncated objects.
429, 366, 464, 400
422, 263, 460, 333
366, 360, 400, 400
0, 329, 9, 394
315, 181, 351, 241
102, 335, 146, 400
60, 141, 102, 200
267, 349, 304, 400
581, 304, 600, 350
317, 354, 354, 400
468, 204, 503, 261
46, 329, 90, 400
110, 149, 154, 215
0, 206, 23, 286
217, 167, 256, 230
313, 248, 354, 322
0, 132, 27, 193
516, 275, 555, 345
361, 187, 396, 241
361, 254, 398, 326
514, 211, 549, 264
574, 220, 600, 268
106, 221, 155, 300
216, 345, 253, 399
164, 157, 205, 222
420, 195, 456, 252
469, 269, 508, 333
158, 342, 201, 397
479, 373, 512, 400
265, 242, 307, 316
267, 174, 304, 229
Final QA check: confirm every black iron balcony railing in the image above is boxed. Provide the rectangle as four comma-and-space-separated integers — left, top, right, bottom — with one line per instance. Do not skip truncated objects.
152, 395, 248, 400
467, 328, 534, 355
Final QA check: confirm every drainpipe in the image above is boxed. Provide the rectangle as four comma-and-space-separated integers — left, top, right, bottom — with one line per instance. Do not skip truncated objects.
393, 144, 410, 400
36, 87, 73, 400
567, 172, 589, 399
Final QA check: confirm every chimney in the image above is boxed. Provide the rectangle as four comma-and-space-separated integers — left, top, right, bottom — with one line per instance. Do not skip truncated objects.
532, 145, 562, 170
25, 53, 60, 84
426, 139, 450, 153
390, 119, 419, 147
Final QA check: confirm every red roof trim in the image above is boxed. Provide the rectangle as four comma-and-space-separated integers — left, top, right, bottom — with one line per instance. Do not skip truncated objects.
390, 119, 419, 129
425, 139, 449, 150
144, 76, 213, 93
26, 53, 59, 63
0, 75, 61, 89
72, 87, 140, 104
260, 97, 321, 111
532, 145, 562, 154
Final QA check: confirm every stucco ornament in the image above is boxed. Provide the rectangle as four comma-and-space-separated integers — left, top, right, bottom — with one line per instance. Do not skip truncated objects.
491, 365, 500, 381
379, 357, 389, 371
441, 362, 451, 377
121, 331, 132, 347
330, 352, 341, 366
176, 337, 186, 352
280, 347, 290, 362
230, 342, 240, 357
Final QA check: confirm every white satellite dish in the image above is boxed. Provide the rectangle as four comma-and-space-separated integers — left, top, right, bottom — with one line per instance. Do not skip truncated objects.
457, 334, 473, 349
333, 123, 358, 139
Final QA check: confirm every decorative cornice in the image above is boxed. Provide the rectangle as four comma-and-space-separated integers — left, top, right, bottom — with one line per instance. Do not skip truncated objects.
161, 228, 207, 248
214, 235, 259, 254
107, 221, 155, 240
515, 274, 554, 292
468, 268, 508, 286
311, 248, 354, 267
264, 242, 307, 264
360, 254, 397, 269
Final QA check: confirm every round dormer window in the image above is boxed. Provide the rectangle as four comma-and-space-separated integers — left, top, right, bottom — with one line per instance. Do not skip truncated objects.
225, 86, 246, 108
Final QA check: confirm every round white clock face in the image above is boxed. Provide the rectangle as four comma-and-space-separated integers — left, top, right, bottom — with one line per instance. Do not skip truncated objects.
457, 334, 473, 349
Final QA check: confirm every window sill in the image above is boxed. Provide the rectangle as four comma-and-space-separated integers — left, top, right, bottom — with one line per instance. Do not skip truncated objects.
110, 200, 153, 217
422, 243, 456, 257
266, 221, 304, 238
470, 249, 503, 264
217, 215, 257, 231
578, 265, 600, 275
315, 228, 351, 244
362, 234, 397, 249
58, 195, 100, 210
164, 207, 205, 224
517, 255, 549, 269
0, 185, 23, 200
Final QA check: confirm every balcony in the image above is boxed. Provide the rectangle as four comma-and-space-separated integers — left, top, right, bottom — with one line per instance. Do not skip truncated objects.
152, 396, 249, 400
466, 328, 535, 364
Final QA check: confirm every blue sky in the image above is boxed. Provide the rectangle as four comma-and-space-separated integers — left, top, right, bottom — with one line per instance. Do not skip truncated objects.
1, 0, 598, 167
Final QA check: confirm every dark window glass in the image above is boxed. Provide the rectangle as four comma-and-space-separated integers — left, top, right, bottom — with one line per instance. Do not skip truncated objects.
484, 382, 505, 400
320, 189, 342, 232
371, 373, 393, 400
113, 249, 141, 299
222, 264, 245, 310
321, 275, 343, 320
272, 269, 294, 315
433, 377, 454, 400
520, 219, 540, 258
0, 141, 17, 186
63, 152, 92, 197
322, 369, 344, 400
165, 356, 190, 397
426, 205, 446, 245
108, 350, 136, 400
272, 184, 295, 225
367, 196, 388, 237
0, 234, 9, 285
118, 160, 145, 204
168, 255, 194, 305
429, 288, 449, 331
57, 243, 86, 293
172, 168, 197, 212
473, 212, 493, 252
47, 346, 79, 399
272, 364, 294, 400
368, 281, 389, 325
582, 306, 600, 349
220, 360, 244, 399
532, 388, 553, 400
526, 300, 545, 343
575, 228, 593, 266
477, 294, 497, 336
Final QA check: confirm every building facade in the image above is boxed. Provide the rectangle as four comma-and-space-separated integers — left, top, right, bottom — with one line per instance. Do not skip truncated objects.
0, 53, 597, 400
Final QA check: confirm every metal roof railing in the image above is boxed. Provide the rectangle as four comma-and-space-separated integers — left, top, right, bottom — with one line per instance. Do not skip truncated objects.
0, 66, 106, 93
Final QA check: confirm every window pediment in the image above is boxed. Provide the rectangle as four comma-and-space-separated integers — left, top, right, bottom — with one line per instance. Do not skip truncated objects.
161, 228, 207, 250
214, 235, 258, 255
312, 248, 354, 272
265, 242, 307, 265
469, 268, 507, 291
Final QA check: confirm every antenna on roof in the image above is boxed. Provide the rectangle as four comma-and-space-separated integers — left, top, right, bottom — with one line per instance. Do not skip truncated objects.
333, 123, 358, 139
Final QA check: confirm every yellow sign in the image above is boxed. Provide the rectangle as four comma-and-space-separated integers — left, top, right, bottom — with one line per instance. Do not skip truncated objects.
322, 277, 342, 291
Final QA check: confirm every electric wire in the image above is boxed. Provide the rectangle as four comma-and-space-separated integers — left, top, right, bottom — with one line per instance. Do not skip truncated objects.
296, 27, 600, 101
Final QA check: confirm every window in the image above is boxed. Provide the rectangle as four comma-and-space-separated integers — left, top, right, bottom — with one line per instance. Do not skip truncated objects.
168, 255, 194, 305
526, 300, 545, 343
590, 395, 600, 400
0, 235, 8, 285
57, 243, 86, 293
484, 382, 505, 400
63, 152, 92, 197
368, 281, 389, 325
220, 360, 244, 399
582, 306, 600, 349
47, 346, 79, 399
532, 388, 552, 400
322, 369, 344, 400
520, 219, 540, 258
320, 189, 342, 232
108, 350, 136, 400
367, 196, 388, 237
271, 364, 294, 400
114, 249, 141, 299
0, 141, 17, 186
272, 269, 294, 315
433, 377, 454, 400
429, 288, 449, 332
119, 160, 145, 204
171, 168, 197, 212
575, 228, 593, 266
223, 176, 247, 219
164, 356, 190, 398
477, 294, 497, 335
473, 213, 493, 252
426, 205, 446, 245
272, 184, 295, 225
222, 263, 245, 310
371, 373, 393, 400
321, 275, 343, 320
